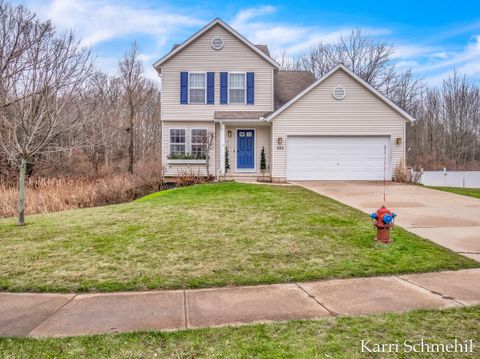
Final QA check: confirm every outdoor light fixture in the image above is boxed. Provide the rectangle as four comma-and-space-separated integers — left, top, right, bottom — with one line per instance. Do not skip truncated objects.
228, 130, 232, 137
396, 137, 402, 145
277, 137, 283, 145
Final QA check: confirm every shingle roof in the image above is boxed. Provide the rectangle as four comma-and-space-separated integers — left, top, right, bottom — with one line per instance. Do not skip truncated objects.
214, 111, 272, 120
274, 70, 317, 110
254, 45, 270, 57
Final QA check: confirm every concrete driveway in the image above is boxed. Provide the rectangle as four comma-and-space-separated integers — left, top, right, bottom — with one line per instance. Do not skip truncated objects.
294, 181, 480, 262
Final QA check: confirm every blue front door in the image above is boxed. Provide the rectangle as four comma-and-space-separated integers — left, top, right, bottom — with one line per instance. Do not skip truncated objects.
237, 130, 255, 170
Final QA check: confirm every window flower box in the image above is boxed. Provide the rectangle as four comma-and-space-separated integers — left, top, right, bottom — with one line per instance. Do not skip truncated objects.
167, 159, 206, 165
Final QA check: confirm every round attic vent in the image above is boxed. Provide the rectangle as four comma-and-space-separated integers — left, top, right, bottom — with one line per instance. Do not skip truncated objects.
333, 86, 346, 100
211, 37, 224, 50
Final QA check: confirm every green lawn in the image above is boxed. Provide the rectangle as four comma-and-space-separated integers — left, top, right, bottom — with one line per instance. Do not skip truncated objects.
1, 306, 479, 358
427, 186, 480, 199
0, 182, 477, 292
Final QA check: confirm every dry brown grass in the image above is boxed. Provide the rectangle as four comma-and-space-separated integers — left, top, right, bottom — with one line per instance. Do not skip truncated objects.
0, 163, 166, 218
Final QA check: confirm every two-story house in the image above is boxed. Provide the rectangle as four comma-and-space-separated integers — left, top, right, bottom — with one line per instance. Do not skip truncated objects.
153, 18, 413, 182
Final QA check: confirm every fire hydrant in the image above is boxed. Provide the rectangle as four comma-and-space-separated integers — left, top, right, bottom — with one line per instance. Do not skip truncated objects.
370, 206, 396, 243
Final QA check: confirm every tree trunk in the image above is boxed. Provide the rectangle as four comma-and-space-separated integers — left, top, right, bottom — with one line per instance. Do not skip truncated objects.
17, 157, 27, 226
93, 150, 100, 176
128, 101, 134, 174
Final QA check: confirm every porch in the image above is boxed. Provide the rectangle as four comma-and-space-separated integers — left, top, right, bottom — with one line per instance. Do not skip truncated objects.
214, 119, 272, 179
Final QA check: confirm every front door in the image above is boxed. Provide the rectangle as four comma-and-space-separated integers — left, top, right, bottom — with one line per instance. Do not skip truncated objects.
237, 130, 255, 170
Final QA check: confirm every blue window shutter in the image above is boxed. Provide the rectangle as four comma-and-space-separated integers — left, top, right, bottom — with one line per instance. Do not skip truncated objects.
247, 72, 254, 105
207, 72, 214, 104
180, 72, 188, 104
220, 72, 228, 104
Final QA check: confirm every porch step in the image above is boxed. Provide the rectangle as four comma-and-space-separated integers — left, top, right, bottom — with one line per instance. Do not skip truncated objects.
222, 173, 271, 183
226, 172, 261, 177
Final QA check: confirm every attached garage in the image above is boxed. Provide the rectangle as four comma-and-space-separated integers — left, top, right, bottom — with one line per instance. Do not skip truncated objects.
267, 65, 413, 182
286, 136, 391, 180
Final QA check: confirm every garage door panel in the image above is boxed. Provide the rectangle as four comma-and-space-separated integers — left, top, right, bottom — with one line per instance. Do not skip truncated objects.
286, 136, 390, 180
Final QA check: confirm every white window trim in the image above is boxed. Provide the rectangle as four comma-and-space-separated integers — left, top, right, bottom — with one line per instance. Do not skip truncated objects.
190, 128, 209, 157
169, 128, 187, 155
188, 72, 207, 104
228, 72, 247, 105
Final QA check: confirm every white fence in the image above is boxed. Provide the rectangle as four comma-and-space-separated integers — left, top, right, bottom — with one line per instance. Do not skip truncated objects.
419, 170, 480, 188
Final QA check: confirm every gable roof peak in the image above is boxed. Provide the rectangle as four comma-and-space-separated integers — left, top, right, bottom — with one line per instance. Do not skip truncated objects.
153, 18, 279, 70
267, 63, 414, 122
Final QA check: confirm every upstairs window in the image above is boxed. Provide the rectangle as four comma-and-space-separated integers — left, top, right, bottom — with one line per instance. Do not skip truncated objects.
170, 129, 186, 155
191, 129, 207, 157
229, 73, 246, 104
189, 73, 206, 104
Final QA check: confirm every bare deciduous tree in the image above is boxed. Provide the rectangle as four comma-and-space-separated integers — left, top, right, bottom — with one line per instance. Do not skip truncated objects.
275, 28, 424, 112
0, 1, 93, 225
408, 71, 480, 169
118, 41, 150, 174
63, 66, 161, 177
200, 131, 215, 177
79, 72, 119, 174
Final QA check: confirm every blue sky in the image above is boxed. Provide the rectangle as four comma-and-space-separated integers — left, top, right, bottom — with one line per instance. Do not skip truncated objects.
16, 0, 480, 85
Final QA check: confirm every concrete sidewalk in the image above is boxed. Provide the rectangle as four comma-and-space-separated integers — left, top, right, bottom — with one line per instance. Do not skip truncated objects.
1, 269, 479, 338
294, 181, 480, 262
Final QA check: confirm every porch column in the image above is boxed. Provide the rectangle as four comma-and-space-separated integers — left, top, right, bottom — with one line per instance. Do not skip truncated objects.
219, 122, 226, 174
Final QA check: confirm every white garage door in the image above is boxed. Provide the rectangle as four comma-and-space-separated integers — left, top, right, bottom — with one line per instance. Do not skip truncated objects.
286, 136, 390, 180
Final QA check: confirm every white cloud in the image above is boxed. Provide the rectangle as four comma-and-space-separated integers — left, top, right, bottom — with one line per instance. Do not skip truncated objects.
138, 53, 154, 62
395, 60, 420, 70
231, 5, 277, 26
284, 29, 349, 53
230, 6, 389, 55
415, 35, 480, 85
418, 35, 480, 72
22, 0, 203, 83
457, 61, 480, 78
392, 44, 437, 59
28, 0, 203, 47
431, 51, 450, 59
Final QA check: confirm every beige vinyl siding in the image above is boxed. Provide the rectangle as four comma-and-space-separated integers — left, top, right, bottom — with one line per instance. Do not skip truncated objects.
214, 124, 271, 174
162, 121, 215, 176
272, 69, 406, 180
161, 24, 274, 121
